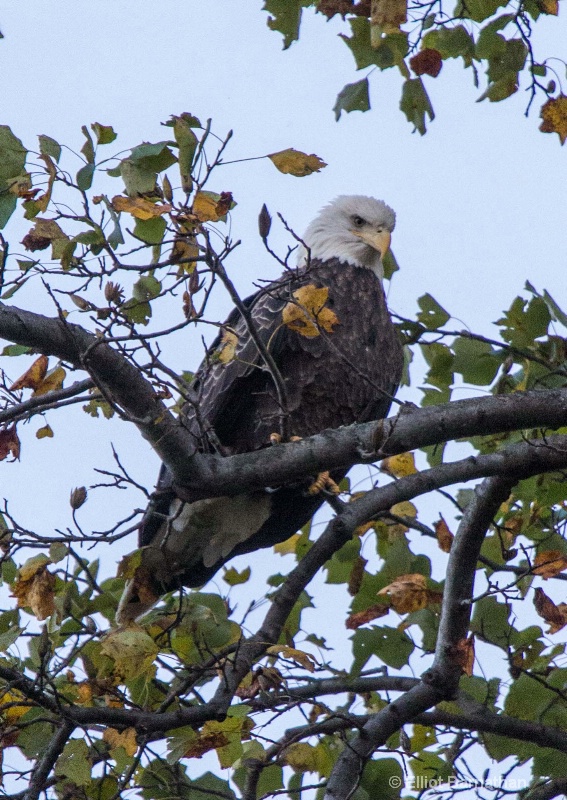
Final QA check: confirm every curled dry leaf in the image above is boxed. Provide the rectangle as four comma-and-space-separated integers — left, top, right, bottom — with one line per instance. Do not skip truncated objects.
345, 604, 389, 630
451, 635, 475, 676
533, 587, 567, 634
111, 195, 172, 220
33, 365, 66, 397
282, 284, 339, 338
533, 550, 567, 578
434, 515, 453, 553
217, 330, 239, 364
10, 355, 48, 391
267, 644, 316, 672
0, 425, 21, 461
268, 148, 327, 177
410, 49, 443, 78
378, 573, 441, 614
12, 554, 55, 620
539, 95, 567, 145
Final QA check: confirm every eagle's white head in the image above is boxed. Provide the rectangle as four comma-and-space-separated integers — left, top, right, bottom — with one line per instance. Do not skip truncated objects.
297, 195, 396, 279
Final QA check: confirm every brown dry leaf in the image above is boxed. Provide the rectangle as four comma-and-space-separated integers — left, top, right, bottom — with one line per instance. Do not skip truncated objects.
346, 604, 389, 629
381, 452, 417, 477
434, 516, 453, 553
268, 148, 327, 177
348, 556, 367, 596
76, 683, 93, 705
452, 635, 475, 676
33, 365, 66, 397
217, 330, 239, 364
410, 48, 442, 78
282, 284, 339, 339
539, 0, 558, 13
267, 645, 316, 672
103, 727, 138, 757
12, 555, 56, 620
274, 533, 301, 555
10, 355, 48, 391
378, 573, 429, 614
36, 424, 54, 440
21, 218, 68, 252
0, 425, 21, 461
533, 587, 567, 634
371, 0, 407, 32
171, 236, 199, 271
533, 550, 567, 579
111, 195, 172, 220
540, 95, 567, 145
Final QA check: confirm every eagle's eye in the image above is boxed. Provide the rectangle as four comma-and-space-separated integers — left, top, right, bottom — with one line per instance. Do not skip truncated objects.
352, 215, 365, 227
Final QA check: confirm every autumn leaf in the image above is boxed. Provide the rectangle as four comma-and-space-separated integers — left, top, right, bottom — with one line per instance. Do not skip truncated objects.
539, 95, 567, 145
434, 516, 453, 553
371, 0, 407, 33
12, 554, 56, 620
21, 218, 69, 254
533, 550, 567, 578
33, 365, 66, 397
268, 148, 327, 177
192, 190, 235, 222
533, 587, 567, 634
274, 533, 301, 555
381, 451, 417, 477
282, 284, 339, 338
378, 573, 439, 614
236, 666, 286, 698
410, 48, 443, 78
111, 195, 172, 220
103, 727, 138, 757
346, 604, 389, 629
452, 635, 475, 676
36, 424, 54, 440
348, 556, 367, 596
10, 354, 48, 391
0, 689, 30, 724
0, 424, 21, 461
101, 623, 159, 680
267, 644, 316, 672
217, 330, 239, 364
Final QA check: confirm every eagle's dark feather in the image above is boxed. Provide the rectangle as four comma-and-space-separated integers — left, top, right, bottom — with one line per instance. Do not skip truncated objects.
117, 197, 403, 621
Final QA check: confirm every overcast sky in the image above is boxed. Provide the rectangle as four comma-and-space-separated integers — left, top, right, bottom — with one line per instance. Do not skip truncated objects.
0, 2, 566, 793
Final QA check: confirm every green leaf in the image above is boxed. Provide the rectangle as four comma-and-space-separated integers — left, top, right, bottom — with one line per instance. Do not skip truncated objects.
422, 25, 475, 65
497, 295, 550, 348
470, 596, 513, 649
263, 0, 312, 50
133, 215, 166, 245
80, 125, 95, 163
91, 122, 117, 145
76, 163, 95, 191
452, 337, 501, 385
360, 758, 403, 799
55, 738, 92, 786
2, 344, 32, 356
417, 293, 450, 329
400, 78, 434, 135
541, 289, 567, 328
38, 134, 61, 162
454, 0, 507, 22
222, 565, 251, 585
334, 78, 370, 121
121, 298, 152, 325
170, 114, 198, 193
340, 18, 407, 71
0, 125, 27, 228
351, 625, 414, 673
421, 342, 454, 389
477, 74, 519, 102
133, 275, 161, 301
129, 141, 177, 172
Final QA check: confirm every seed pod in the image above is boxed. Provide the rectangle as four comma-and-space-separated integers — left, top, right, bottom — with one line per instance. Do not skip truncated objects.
258, 204, 272, 240
70, 486, 87, 509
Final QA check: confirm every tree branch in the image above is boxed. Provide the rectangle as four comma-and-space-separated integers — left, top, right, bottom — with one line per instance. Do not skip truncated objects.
23, 720, 74, 800
0, 378, 95, 424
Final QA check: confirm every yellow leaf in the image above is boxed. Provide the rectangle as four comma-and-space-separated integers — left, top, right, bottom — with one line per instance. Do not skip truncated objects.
32, 365, 66, 397
282, 284, 339, 339
274, 533, 301, 555
390, 500, 417, 519
371, 0, 407, 34
36, 424, 54, 440
539, 0, 558, 13
10, 355, 49, 391
101, 623, 158, 681
533, 550, 567, 579
268, 148, 327, 177
103, 727, 138, 757
381, 452, 417, 477
111, 195, 172, 220
192, 191, 234, 223
217, 330, 239, 364
0, 689, 30, 723
170, 236, 199, 271
283, 742, 332, 776
540, 94, 567, 145
267, 645, 316, 672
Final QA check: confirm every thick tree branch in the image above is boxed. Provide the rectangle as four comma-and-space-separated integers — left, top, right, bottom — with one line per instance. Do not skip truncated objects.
323, 476, 515, 799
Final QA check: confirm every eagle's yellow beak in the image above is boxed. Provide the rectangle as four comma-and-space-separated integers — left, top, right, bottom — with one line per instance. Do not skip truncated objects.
351, 228, 391, 259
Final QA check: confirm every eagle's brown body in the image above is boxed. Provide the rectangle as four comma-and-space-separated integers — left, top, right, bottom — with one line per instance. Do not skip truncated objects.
117, 195, 403, 621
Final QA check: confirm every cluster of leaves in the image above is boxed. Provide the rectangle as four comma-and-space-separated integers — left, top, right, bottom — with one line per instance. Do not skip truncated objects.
263, 0, 567, 138
1, 117, 567, 800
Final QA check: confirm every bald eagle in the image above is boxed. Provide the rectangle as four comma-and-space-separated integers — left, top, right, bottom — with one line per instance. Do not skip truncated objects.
117, 196, 403, 621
